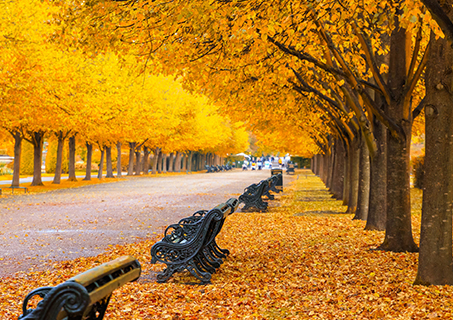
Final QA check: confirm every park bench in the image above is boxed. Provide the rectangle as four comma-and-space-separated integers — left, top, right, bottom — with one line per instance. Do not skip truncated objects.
151, 198, 239, 284
270, 172, 283, 194
18, 255, 141, 320
262, 176, 277, 200
0, 186, 29, 195
286, 163, 295, 174
239, 179, 269, 212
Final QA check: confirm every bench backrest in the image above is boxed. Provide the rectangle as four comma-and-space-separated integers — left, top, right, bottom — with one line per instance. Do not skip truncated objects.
151, 199, 238, 266
19, 256, 141, 320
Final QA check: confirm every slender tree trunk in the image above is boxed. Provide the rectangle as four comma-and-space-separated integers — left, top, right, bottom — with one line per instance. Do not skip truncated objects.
29, 131, 45, 186
187, 151, 193, 172
175, 152, 181, 173
106, 146, 114, 178
162, 153, 168, 173
157, 150, 163, 173
182, 153, 187, 171
345, 137, 360, 213
52, 132, 65, 184
152, 147, 161, 174
168, 153, 174, 172
128, 142, 135, 176
342, 151, 350, 206
143, 147, 150, 174
415, 28, 453, 285
84, 143, 92, 181
116, 142, 122, 178
366, 118, 387, 231
11, 131, 22, 187
353, 136, 370, 220
331, 140, 345, 200
135, 146, 141, 175
67, 136, 77, 182
98, 148, 105, 179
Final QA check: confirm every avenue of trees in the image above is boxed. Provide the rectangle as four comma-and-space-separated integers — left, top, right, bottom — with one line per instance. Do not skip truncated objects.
46, 0, 453, 286
0, 0, 249, 187
2, 0, 453, 287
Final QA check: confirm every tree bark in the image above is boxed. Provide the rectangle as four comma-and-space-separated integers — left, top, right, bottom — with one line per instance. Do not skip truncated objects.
415, 28, 453, 285
134, 145, 141, 175
11, 131, 22, 187
175, 152, 181, 172
106, 146, 114, 178
157, 150, 163, 173
353, 136, 370, 220
330, 140, 345, 200
143, 146, 150, 174
187, 151, 193, 172
168, 153, 174, 172
83, 142, 92, 181
342, 151, 350, 206
28, 131, 45, 186
182, 154, 187, 171
116, 142, 122, 178
67, 136, 77, 182
98, 148, 104, 179
366, 118, 387, 231
377, 23, 418, 252
162, 153, 168, 173
52, 132, 65, 184
152, 147, 161, 174
346, 138, 360, 213
127, 142, 135, 176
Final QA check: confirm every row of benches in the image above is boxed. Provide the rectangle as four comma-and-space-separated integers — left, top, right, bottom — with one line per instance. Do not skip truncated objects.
18, 172, 283, 319
205, 164, 233, 172
150, 172, 283, 283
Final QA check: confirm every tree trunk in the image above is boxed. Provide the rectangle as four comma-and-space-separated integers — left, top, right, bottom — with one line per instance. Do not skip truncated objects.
152, 147, 161, 174
377, 23, 418, 252
157, 150, 163, 173
346, 139, 360, 213
143, 147, 150, 174
168, 153, 174, 172
52, 132, 65, 184
134, 145, 141, 175
67, 136, 77, 182
353, 136, 370, 220
342, 151, 350, 206
366, 118, 387, 231
106, 146, 114, 178
187, 151, 193, 172
331, 140, 345, 200
414, 28, 453, 285
116, 142, 122, 178
98, 148, 104, 179
29, 131, 45, 186
175, 152, 181, 173
162, 153, 168, 173
11, 131, 22, 187
84, 143, 92, 181
128, 142, 135, 176
182, 154, 187, 171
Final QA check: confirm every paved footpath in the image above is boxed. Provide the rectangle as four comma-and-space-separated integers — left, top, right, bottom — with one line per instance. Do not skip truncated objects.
0, 169, 295, 276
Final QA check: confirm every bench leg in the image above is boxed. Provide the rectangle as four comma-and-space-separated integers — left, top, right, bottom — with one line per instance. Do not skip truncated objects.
187, 261, 212, 284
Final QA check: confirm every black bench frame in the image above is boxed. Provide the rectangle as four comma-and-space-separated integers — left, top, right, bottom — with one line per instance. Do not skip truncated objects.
239, 180, 269, 212
151, 198, 238, 284
19, 255, 141, 320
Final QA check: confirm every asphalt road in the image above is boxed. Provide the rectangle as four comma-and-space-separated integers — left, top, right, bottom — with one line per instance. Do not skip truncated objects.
0, 169, 295, 276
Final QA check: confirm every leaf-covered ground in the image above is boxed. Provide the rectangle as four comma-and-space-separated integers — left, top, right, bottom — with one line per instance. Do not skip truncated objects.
1, 170, 452, 319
